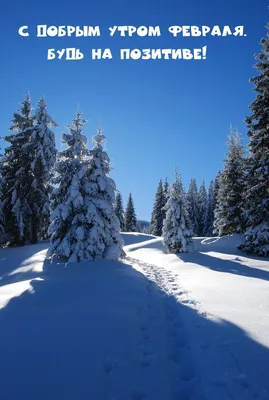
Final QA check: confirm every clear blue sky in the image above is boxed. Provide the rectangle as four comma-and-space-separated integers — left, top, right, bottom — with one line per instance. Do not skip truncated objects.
0, 0, 267, 220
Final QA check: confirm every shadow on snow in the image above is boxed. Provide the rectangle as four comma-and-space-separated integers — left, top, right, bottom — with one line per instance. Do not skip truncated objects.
0, 242, 48, 287
0, 257, 268, 399
127, 236, 269, 283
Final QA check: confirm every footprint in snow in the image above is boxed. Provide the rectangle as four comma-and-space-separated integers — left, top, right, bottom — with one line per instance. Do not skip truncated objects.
140, 324, 147, 332
142, 330, 151, 340
132, 390, 145, 400
140, 357, 151, 368
179, 365, 195, 382
175, 291, 184, 297
137, 307, 142, 316
104, 358, 118, 375
149, 313, 156, 322
181, 299, 197, 306
169, 350, 181, 365
233, 373, 249, 389
168, 278, 175, 283
173, 390, 191, 400
200, 340, 211, 350
175, 337, 187, 348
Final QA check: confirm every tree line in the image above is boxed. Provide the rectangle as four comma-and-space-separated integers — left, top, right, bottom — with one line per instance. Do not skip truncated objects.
0, 21, 268, 260
0, 100, 123, 262
148, 24, 269, 256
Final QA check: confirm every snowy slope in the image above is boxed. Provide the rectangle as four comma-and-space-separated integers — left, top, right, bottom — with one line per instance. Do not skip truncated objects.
125, 234, 269, 400
0, 234, 268, 400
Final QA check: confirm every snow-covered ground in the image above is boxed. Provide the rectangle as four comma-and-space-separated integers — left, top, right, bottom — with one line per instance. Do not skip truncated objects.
0, 233, 269, 400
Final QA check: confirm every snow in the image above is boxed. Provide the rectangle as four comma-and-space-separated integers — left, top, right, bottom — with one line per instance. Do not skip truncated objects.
0, 233, 269, 399
162, 172, 193, 253
126, 234, 269, 399
48, 120, 122, 263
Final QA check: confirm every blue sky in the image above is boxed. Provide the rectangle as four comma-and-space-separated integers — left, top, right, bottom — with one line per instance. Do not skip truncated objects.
0, 0, 268, 220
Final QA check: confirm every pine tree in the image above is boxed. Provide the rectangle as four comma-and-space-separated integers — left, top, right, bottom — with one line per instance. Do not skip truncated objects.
2, 94, 35, 245
203, 180, 215, 236
162, 170, 193, 253
115, 191, 125, 231
125, 193, 137, 232
214, 127, 245, 236
239, 26, 269, 256
30, 98, 57, 241
186, 178, 199, 235
48, 115, 123, 262
150, 179, 166, 236
197, 181, 207, 236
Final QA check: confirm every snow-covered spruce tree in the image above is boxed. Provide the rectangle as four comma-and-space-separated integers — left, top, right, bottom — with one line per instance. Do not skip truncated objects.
186, 178, 199, 236
214, 127, 245, 236
163, 178, 169, 200
239, 26, 269, 256
124, 193, 137, 232
86, 128, 123, 259
48, 113, 89, 261
213, 171, 221, 234
197, 181, 208, 236
213, 171, 221, 205
114, 191, 125, 231
0, 158, 5, 243
150, 179, 166, 236
48, 116, 123, 263
2, 94, 35, 245
162, 171, 193, 253
203, 180, 215, 236
29, 98, 57, 242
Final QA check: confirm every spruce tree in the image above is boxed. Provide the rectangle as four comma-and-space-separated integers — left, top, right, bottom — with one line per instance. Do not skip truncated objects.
197, 181, 208, 236
213, 172, 221, 207
2, 94, 35, 245
150, 179, 166, 236
214, 127, 245, 236
0, 159, 5, 242
240, 26, 269, 256
186, 178, 199, 235
30, 98, 57, 241
48, 117, 123, 262
163, 178, 169, 200
213, 171, 221, 235
124, 193, 137, 232
203, 180, 215, 236
162, 171, 193, 253
115, 191, 125, 231
87, 128, 123, 259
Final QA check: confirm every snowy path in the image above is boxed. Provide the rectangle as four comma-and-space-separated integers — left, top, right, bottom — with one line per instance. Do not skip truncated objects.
125, 255, 207, 400
0, 234, 269, 399
126, 256, 206, 400
124, 234, 269, 400
0, 241, 203, 400
126, 255, 269, 400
